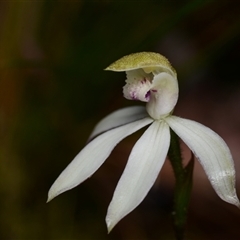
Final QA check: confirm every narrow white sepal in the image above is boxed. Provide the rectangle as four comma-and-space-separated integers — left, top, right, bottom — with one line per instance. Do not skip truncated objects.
106, 120, 170, 232
165, 115, 240, 207
88, 106, 147, 141
47, 117, 153, 202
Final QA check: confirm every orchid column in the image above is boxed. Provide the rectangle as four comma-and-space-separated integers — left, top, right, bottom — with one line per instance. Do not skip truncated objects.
48, 52, 239, 239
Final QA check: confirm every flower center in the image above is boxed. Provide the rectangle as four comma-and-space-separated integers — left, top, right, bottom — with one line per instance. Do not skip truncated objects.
123, 69, 153, 102
123, 69, 179, 120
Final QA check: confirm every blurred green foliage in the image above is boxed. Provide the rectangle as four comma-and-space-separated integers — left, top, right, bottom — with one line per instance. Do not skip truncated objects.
0, 0, 240, 239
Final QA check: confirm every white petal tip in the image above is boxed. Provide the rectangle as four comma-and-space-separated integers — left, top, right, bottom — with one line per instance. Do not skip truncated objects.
231, 196, 240, 209
107, 227, 112, 234
46, 190, 55, 203
236, 203, 240, 209
222, 192, 240, 209
46, 195, 53, 203
106, 217, 115, 233
47, 185, 61, 203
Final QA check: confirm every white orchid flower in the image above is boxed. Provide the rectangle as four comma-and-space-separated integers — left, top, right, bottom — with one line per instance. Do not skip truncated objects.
48, 52, 240, 232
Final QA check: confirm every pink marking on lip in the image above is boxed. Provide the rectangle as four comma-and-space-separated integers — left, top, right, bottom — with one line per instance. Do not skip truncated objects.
145, 91, 150, 101
131, 91, 137, 100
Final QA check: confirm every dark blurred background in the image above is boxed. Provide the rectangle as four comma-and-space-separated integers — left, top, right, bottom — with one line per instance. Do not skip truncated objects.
0, 1, 240, 239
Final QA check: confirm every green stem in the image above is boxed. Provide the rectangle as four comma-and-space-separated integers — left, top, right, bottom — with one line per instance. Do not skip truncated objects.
167, 129, 194, 240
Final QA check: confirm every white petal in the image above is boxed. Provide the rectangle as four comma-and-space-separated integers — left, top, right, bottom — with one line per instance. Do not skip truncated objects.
106, 120, 170, 232
48, 117, 153, 202
146, 72, 178, 120
165, 116, 240, 207
88, 106, 148, 141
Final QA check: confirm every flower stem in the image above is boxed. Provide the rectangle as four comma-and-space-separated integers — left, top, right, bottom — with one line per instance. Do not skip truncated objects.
167, 129, 194, 240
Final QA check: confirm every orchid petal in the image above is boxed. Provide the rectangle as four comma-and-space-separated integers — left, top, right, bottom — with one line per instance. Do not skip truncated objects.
106, 120, 170, 232
146, 72, 178, 119
165, 116, 240, 207
48, 117, 153, 202
89, 106, 147, 141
